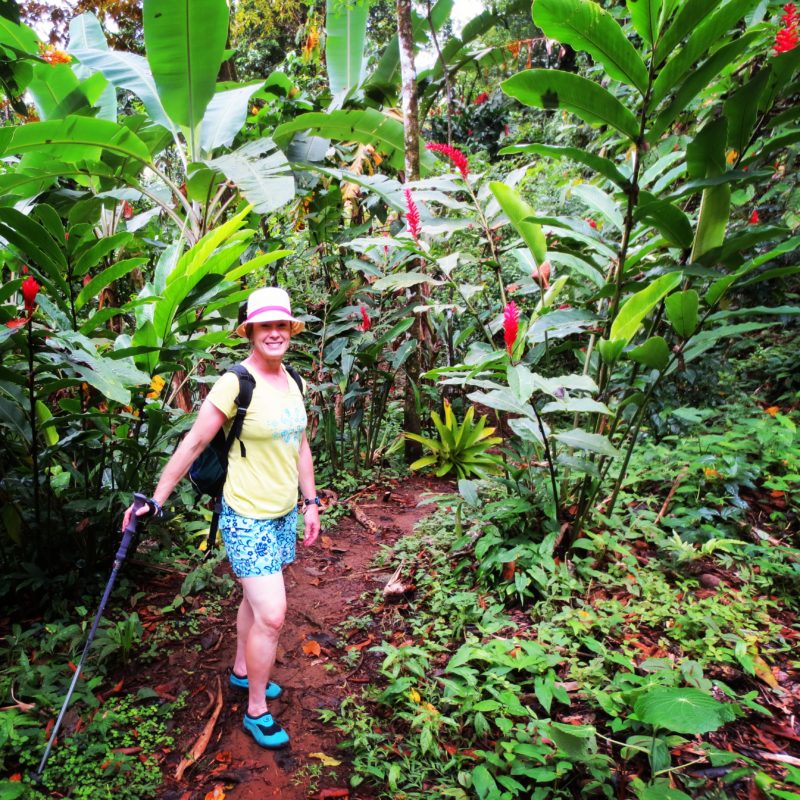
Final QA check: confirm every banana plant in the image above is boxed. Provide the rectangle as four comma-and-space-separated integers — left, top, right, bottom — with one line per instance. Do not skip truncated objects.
0, 0, 295, 244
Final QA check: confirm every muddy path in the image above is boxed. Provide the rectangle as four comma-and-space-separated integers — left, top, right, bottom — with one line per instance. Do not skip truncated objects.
139, 476, 444, 800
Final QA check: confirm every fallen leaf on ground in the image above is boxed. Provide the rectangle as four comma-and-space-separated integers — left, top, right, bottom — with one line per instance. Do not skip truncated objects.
320, 535, 333, 549
319, 790, 349, 799
753, 654, 780, 689
203, 786, 225, 800
309, 752, 342, 767
302, 640, 322, 657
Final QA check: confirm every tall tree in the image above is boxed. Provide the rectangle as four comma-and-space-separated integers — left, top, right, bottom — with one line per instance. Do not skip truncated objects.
396, 0, 424, 460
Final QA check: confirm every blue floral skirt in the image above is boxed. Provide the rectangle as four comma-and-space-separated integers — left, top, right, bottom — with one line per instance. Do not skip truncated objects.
219, 498, 297, 578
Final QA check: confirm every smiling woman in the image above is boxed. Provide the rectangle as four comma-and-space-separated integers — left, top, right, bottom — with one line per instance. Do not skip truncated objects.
122, 286, 319, 750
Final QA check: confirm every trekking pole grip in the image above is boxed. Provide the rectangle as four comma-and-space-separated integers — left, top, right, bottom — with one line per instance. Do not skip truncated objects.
119, 493, 148, 559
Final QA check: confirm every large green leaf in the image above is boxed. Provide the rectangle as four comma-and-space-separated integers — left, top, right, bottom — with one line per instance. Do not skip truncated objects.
653, 0, 724, 67
651, 0, 759, 107
143, 0, 228, 152
75, 257, 148, 311
554, 429, 619, 456
206, 138, 295, 214
273, 109, 436, 174
706, 235, 800, 305
533, 0, 649, 94
627, 0, 663, 46
199, 82, 263, 154
0, 16, 39, 54
725, 67, 771, 156
688, 118, 730, 261
664, 289, 699, 337
0, 208, 69, 297
628, 336, 669, 370
634, 687, 736, 734
1, 115, 152, 166
499, 143, 631, 190
489, 182, 547, 264
27, 62, 82, 120
635, 197, 693, 248
609, 272, 682, 344
647, 32, 759, 141
502, 70, 640, 140
67, 12, 116, 121
325, 0, 368, 97
70, 44, 173, 131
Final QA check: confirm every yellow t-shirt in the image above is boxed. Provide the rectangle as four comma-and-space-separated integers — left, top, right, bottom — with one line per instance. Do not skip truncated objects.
206, 365, 306, 519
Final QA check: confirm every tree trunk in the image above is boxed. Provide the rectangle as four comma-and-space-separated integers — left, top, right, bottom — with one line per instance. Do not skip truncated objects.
396, 0, 424, 462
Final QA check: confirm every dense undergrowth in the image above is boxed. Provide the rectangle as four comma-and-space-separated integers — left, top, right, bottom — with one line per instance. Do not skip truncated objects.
327, 337, 800, 800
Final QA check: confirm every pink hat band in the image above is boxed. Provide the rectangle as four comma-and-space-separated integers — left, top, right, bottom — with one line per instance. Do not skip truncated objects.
246, 305, 292, 321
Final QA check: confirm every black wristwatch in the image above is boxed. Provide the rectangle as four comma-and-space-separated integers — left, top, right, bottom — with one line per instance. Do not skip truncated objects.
304, 496, 321, 507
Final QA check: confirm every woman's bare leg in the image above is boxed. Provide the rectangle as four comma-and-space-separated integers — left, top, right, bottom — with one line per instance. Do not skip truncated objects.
239, 572, 286, 717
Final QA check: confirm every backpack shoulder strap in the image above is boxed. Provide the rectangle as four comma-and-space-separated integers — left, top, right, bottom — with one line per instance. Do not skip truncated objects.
284, 364, 305, 397
224, 364, 255, 457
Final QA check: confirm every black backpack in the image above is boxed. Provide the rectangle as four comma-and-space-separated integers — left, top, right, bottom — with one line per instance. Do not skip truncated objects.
189, 363, 304, 554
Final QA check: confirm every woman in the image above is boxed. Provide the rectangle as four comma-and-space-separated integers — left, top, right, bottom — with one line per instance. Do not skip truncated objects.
123, 286, 320, 749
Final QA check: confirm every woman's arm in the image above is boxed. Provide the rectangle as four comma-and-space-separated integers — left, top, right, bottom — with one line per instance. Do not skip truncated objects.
122, 398, 227, 528
298, 431, 320, 547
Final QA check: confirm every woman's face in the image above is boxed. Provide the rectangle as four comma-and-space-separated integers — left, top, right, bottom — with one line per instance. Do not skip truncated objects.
249, 320, 291, 361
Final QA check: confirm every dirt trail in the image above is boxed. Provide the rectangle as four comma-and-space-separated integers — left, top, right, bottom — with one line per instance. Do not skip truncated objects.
152, 476, 442, 800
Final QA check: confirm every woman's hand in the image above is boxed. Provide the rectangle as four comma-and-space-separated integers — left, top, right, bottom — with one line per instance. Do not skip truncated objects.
301, 504, 320, 547
121, 497, 163, 531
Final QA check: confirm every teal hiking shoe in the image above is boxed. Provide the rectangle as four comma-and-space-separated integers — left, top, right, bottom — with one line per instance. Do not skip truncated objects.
229, 671, 282, 700
242, 712, 289, 749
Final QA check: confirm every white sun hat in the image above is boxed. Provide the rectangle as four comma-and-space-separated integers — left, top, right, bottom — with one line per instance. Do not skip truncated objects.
235, 286, 305, 337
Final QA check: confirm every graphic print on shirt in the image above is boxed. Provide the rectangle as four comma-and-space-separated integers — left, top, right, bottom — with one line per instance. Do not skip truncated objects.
267, 403, 306, 447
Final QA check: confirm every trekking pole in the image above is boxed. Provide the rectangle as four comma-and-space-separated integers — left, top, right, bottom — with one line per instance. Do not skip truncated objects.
34, 492, 149, 780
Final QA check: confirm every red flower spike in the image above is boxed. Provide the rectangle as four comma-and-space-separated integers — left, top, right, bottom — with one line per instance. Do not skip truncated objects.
774, 2, 798, 53
425, 142, 470, 180
359, 305, 371, 332
474, 92, 489, 105
587, 218, 598, 230
503, 301, 520, 357
404, 188, 421, 243
22, 276, 40, 313
121, 200, 134, 220
749, 209, 760, 224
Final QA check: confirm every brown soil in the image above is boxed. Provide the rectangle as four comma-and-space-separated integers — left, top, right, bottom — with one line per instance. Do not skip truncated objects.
140, 476, 447, 800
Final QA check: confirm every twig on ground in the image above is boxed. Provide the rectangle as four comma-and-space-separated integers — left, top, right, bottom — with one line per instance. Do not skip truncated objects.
175, 676, 223, 781
350, 503, 381, 535
655, 467, 689, 524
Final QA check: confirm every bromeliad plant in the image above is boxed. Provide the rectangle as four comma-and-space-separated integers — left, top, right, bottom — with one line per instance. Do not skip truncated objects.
405, 401, 503, 479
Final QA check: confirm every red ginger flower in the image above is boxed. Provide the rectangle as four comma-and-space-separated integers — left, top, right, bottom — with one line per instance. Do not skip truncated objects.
774, 3, 798, 53
425, 142, 470, 180
359, 305, 371, 331
474, 92, 489, 105
22, 276, 40, 313
503, 301, 520, 357
749, 209, 760, 224
404, 188, 421, 242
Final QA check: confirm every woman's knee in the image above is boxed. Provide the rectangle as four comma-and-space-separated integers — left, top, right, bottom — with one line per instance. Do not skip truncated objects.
252, 604, 286, 634
241, 573, 287, 634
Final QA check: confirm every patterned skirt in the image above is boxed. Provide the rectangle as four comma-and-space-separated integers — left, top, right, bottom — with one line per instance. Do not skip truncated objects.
219, 498, 297, 578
